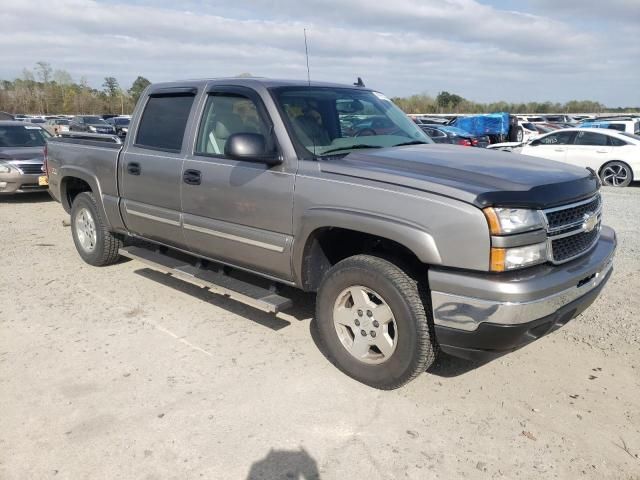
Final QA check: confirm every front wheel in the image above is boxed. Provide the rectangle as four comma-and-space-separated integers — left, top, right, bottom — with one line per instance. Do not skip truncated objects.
600, 161, 632, 187
315, 255, 436, 389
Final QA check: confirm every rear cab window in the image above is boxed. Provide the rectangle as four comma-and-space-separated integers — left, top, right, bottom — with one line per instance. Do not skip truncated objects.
135, 92, 196, 152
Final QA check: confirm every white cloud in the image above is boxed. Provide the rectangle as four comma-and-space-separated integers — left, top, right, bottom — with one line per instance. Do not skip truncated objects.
0, 0, 637, 105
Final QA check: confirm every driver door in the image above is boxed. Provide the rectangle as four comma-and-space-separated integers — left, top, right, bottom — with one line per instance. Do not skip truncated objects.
181, 86, 295, 280
524, 130, 575, 162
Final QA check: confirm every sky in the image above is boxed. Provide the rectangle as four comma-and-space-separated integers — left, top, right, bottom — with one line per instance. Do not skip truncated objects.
2, 0, 639, 106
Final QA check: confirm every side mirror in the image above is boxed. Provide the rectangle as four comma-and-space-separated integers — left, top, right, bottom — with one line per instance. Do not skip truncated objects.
224, 133, 281, 166
529, 139, 540, 146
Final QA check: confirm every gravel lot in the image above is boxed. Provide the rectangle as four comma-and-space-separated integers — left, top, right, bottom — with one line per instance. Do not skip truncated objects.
1, 188, 639, 479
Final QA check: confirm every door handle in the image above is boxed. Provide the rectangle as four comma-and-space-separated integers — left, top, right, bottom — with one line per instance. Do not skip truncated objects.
554, 148, 566, 152
183, 169, 201, 185
127, 162, 141, 175
596, 150, 608, 153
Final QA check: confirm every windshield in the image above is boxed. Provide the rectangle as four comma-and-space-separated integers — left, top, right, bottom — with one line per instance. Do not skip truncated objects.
272, 87, 432, 157
620, 132, 640, 142
82, 116, 108, 125
0, 125, 50, 147
114, 118, 130, 126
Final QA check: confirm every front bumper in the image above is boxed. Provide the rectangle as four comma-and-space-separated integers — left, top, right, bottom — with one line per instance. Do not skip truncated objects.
430, 225, 616, 360
0, 173, 48, 194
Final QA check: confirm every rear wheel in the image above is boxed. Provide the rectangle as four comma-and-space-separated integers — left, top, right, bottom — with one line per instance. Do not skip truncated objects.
600, 161, 632, 187
315, 255, 436, 389
71, 192, 122, 266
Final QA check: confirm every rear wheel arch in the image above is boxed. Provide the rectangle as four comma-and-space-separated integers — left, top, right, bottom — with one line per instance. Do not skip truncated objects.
60, 175, 93, 212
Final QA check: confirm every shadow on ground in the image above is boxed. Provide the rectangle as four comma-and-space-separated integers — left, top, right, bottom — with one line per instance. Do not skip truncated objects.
135, 266, 488, 379
247, 448, 320, 480
0, 192, 52, 203
134, 268, 315, 331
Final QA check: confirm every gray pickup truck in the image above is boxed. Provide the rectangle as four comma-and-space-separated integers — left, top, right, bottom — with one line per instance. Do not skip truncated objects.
46, 78, 616, 389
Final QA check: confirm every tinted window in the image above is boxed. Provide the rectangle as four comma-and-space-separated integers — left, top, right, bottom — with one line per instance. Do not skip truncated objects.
136, 94, 195, 151
0, 125, 49, 147
82, 116, 108, 125
609, 136, 627, 146
574, 131, 608, 146
539, 131, 575, 145
196, 93, 272, 156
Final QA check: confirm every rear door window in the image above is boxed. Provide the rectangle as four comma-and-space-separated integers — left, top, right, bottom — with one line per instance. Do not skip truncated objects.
574, 131, 608, 146
136, 94, 196, 152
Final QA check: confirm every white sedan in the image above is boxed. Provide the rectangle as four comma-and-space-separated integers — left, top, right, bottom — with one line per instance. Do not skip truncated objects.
520, 128, 640, 187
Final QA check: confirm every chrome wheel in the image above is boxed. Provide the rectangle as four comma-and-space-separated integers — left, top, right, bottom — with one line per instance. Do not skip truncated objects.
333, 285, 398, 365
75, 207, 97, 252
602, 164, 630, 187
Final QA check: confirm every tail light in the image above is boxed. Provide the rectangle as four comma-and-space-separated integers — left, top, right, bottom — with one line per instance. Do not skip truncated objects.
472, 138, 479, 146
457, 138, 472, 147
43, 143, 48, 175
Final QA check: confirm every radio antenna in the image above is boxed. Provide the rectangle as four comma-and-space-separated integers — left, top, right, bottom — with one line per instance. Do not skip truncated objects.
304, 28, 311, 86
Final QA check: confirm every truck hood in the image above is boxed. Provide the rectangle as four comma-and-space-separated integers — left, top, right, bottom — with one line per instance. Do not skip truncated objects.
320, 144, 599, 208
0, 147, 44, 161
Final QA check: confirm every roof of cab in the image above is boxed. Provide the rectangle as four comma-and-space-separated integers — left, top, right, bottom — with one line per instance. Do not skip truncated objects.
146, 77, 372, 95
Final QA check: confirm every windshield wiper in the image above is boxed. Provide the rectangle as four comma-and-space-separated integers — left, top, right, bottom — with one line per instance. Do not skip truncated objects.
319, 144, 383, 156
393, 140, 430, 147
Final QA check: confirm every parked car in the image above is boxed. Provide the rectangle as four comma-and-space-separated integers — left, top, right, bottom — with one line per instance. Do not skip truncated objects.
520, 128, 640, 187
420, 124, 489, 147
69, 116, 116, 135
0, 121, 50, 194
25, 117, 46, 125
44, 118, 70, 136
518, 122, 539, 142
46, 78, 615, 389
579, 117, 640, 135
105, 116, 130, 137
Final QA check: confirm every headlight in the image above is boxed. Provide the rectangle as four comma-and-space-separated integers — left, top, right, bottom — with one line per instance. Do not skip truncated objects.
88, 126, 97, 132
122, 127, 128, 133
483, 207, 544, 234
0, 161, 13, 174
490, 242, 548, 272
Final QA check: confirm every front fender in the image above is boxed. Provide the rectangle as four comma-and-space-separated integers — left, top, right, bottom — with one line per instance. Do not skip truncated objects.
292, 207, 442, 286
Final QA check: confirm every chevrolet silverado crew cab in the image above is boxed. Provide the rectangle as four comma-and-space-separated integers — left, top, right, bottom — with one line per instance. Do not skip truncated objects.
45, 78, 616, 389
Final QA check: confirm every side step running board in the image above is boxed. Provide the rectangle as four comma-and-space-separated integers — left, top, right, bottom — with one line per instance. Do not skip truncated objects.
119, 246, 293, 313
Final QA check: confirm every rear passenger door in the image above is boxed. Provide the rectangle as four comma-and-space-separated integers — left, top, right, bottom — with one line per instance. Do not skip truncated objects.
119, 88, 198, 248
181, 86, 295, 280
565, 131, 612, 169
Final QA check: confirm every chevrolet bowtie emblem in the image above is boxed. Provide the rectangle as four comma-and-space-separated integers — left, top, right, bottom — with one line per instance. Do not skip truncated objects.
583, 213, 598, 233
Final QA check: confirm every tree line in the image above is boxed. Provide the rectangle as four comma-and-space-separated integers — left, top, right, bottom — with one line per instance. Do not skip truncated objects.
0, 62, 150, 115
0, 63, 636, 115
391, 91, 636, 115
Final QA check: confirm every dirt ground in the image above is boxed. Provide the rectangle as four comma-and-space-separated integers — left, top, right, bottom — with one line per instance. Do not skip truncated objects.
1, 189, 639, 480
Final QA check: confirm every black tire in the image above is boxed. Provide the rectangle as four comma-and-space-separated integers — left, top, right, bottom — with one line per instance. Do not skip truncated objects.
510, 126, 523, 142
315, 255, 436, 389
70, 191, 122, 266
599, 161, 633, 187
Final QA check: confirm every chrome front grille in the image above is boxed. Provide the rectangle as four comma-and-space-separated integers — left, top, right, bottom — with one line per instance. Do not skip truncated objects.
16, 163, 44, 175
543, 194, 602, 264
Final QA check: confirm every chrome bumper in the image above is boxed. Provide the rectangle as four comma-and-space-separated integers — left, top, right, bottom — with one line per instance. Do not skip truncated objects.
430, 225, 616, 332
